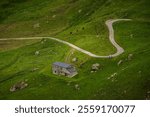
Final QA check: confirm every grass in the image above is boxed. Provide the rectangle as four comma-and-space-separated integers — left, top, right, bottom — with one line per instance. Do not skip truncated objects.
0, 0, 150, 99
0, 39, 39, 51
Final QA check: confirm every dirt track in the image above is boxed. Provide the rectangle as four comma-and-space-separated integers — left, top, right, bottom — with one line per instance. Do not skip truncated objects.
0, 19, 131, 58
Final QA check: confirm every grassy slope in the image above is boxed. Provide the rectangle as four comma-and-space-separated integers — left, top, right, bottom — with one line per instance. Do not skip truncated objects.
0, 0, 150, 99
0, 39, 39, 51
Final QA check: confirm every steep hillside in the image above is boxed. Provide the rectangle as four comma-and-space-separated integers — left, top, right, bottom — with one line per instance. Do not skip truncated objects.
0, 0, 150, 99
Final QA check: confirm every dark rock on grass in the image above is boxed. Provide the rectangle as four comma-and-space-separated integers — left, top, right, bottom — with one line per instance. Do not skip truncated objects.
70, 32, 73, 35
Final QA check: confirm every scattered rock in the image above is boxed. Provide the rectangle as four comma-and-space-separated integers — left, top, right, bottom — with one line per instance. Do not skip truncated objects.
67, 81, 71, 86
128, 54, 133, 60
33, 23, 40, 28
41, 41, 44, 44
35, 51, 40, 55
96, 35, 99, 38
117, 60, 123, 66
31, 67, 39, 72
146, 93, 150, 100
75, 84, 80, 90
121, 67, 128, 71
109, 55, 112, 59
52, 15, 56, 18
111, 72, 117, 78
10, 81, 28, 92
72, 57, 78, 62
94, 94, 97, 97
41, 39, 46, 44
107, 72, 118, 80
91, 63, 100, 71
138, 71, 142, 74
147, 91, 150, 94
78, 9, 82, 13
25, 79, 28, 82
67, 82, 70, 86
122, 68, 124, 71
39, 84, 42, 87
86, 13, 89, 16
130, 34, 133, 38
91, 71, 94, 73
124, 90, 127, 94
111, 79, 115, 82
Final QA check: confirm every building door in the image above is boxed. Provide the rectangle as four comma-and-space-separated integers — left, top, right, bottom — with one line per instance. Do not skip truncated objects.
65, 73, 68, 76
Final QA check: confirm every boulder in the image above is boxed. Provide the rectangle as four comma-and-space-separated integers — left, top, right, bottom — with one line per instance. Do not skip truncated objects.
138, 71, 142, 74
147, 91, 150, 94
31, 67, 39, 72
33, 23, 40, 28
130, 34, 133, 38
111, 72, 117, 78
91, 71, 94, 73
128, 54, 133, 60
124, 90, 127, 94
91, 63, 100, 71
117, 60, 123, 66
41, 41, 44, 44
96, 35, 99, 38
67, 82, 71, 86
75, 84, 80, 90
39, 84, 42, 87
25, 79, 28, 82
72, 57, 78, 62
35, 51, 40, 55
52, 15, 56, 18
78, 9, 82, 13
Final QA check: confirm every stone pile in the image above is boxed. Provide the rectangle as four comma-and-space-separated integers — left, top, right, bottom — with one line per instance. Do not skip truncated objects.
10, 81, 28, 92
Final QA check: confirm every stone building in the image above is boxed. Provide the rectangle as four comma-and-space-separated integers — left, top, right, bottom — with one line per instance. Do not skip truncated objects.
52, 62, 78, 77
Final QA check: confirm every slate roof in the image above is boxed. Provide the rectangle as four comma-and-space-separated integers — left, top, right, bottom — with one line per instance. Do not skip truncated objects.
53, 62, 72, 68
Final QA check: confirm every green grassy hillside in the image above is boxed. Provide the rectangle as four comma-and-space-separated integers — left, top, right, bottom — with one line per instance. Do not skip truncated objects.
0, 0, 150, 99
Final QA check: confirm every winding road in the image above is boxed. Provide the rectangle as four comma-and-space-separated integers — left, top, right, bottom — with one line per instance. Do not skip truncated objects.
0, 19, 131, 58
